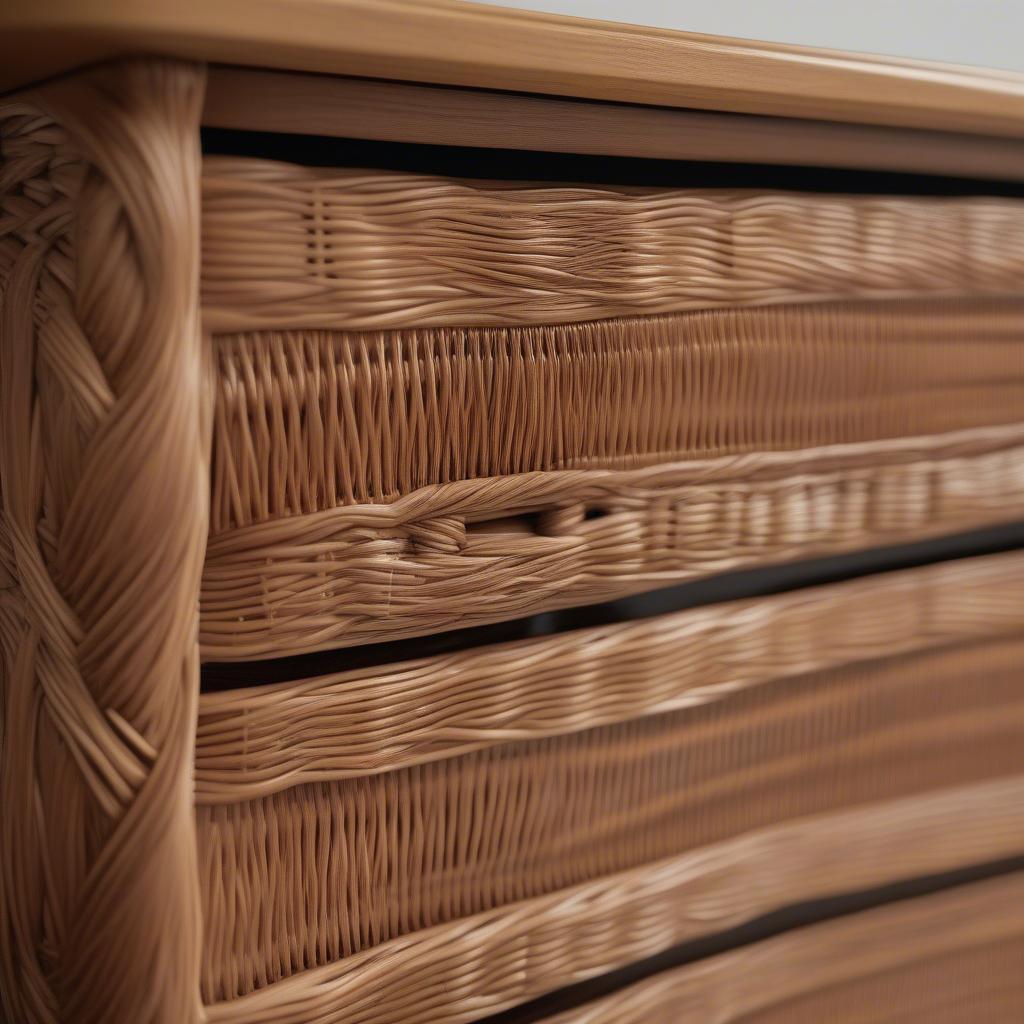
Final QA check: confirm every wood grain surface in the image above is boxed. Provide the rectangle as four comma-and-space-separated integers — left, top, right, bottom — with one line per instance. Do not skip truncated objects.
203, 69, 1024, 181
5, 0, 1024, 136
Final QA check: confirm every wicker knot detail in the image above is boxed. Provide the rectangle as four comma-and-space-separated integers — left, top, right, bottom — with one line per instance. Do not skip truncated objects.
404, 516, 467, 554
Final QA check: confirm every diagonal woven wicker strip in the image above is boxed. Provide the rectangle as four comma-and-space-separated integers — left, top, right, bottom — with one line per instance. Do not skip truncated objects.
200, 159, 1024, 332
0, 62, 208, 1024
200, 424, 1024, 659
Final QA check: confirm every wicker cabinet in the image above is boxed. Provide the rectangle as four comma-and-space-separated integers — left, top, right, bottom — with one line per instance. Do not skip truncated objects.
2, 5, 1024, 1023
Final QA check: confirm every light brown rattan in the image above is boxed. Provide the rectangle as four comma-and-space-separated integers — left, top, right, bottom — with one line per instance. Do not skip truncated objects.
197, 633, 1024, 1003
0, 62, 208, 1024
541, 875, 1024, 1024
200, 159, 1024, 333
200, 782, 1024, 1022
211, 300, 1024, 529
3, 53, 1024, 1024
199, 159, 1024, 660
195, 550, 1024, 801
201, 424, 1024, 659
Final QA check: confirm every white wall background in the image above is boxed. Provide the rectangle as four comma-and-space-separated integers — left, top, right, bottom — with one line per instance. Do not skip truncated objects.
479, 0, 1024, 73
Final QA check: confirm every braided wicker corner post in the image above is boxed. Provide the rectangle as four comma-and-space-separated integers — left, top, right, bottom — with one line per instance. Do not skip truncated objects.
0, 60, 208, 1023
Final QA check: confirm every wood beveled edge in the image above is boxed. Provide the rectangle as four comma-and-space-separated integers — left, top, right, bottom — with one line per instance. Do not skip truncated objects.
5, 0, 1024, 137
202, 775, 1024, 1021
202, 67, 1024, 184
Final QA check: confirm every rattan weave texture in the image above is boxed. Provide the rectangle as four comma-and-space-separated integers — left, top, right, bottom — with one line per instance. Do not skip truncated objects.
541, 875, 1024, 1024
198, 635, 1024, 1002
0, 62, 208, 1024
201, 424, 1024, 659
3, 54, 1024, 1024
196, 550, 1024, 801
201, 159, 1024, 332
199, 158, 1024, 661
199, 780, 1024, 1023
211, 300, 1024, 529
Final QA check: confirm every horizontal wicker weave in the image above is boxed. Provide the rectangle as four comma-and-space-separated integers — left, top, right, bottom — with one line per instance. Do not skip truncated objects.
196, 550, 1024, 801
198, 632, 1024, 1002
201, 424, 1024, 658
201, 780, 1024, 1022
542, 875, 1024, 1024
200, 158, 1024, 659
212, 299, 1024, 528
201, 159, 1024, 332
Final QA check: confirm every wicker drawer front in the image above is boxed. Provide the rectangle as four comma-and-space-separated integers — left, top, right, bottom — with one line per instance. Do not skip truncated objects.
201, 161, 1024, 333
211, 301, 1024, 529
195, 553, 1024, 1015
4, 42, 1024, 1024
541, 875, 1024, 1024
201, 646, 1021, 1001
199, 158, 1024, 661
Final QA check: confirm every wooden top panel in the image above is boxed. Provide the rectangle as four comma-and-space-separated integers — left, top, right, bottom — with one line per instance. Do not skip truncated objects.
5, 0, 1024, 137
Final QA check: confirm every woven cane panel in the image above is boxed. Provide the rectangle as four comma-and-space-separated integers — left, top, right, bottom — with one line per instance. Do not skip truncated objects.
196, 635, 1024, 1003
195, 551, 1024, 803
200, 159, 1024, 333
211, 299, 1024, 530
201, 776, 1024, 1024
540, 876, 1024, 1024
200, 425, 1024, 659
201, 162, 1024, 660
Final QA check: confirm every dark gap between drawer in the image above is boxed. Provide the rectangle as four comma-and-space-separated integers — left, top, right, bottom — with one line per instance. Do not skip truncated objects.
201, 518, 1024, 691
201, 128, 1024, 197
479, 854, 1024, 1024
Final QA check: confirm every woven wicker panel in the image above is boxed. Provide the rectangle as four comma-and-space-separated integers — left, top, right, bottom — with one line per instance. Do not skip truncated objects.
196, 551, 1024, 802
540, 876, 1024, 1024
201, 158, 1024, 659
196, 634, 1024, 1003
200, 159, 1024, 332
211, 299, 1024, 529
201, 776, 1024, 1023
200, 424, 1024, 658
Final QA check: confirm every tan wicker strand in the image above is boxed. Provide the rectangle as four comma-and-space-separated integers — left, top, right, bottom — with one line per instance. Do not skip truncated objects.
542, 875, 1024, 1024
211, 299, 1024, 529
200, 423, 1024, 659
200, 158, 1024, 333
728, 943, 1023, 1024
0, 62, 208, 1024
195, 550, 1024, 802
201, 779, 1024, 1023
196, 637, 1024, 1001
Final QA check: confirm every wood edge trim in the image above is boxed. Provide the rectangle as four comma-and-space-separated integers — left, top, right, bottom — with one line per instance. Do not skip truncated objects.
203, 67, 1024, 183
5, 1, 1024, 136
